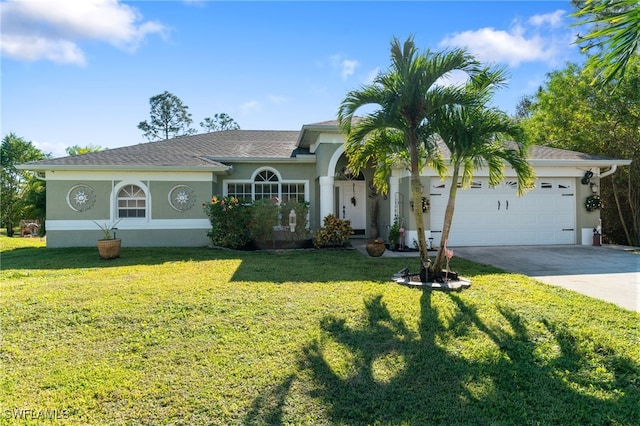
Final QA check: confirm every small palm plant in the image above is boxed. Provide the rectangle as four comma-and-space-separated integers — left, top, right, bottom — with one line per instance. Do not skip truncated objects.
93, 219, 122, 240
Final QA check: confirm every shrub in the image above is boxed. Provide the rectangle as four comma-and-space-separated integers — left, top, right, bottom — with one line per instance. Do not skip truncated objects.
279, 200, 311, 241
204, 196, 252, 249
314, 214, 354, 248
249, 199, 280, 244
205, 197, 313, 249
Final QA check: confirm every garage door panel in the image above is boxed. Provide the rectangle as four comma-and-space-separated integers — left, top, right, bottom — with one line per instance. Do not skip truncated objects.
430, 178, 575, 247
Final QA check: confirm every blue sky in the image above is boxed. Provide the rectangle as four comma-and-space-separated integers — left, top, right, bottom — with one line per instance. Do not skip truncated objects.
2, 1, 585, 158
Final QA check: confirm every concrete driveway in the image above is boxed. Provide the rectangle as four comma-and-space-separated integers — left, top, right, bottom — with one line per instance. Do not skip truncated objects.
452, 245, 640, 312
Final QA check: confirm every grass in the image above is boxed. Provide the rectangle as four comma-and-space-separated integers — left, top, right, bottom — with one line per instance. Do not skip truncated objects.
1, 236, 639, 425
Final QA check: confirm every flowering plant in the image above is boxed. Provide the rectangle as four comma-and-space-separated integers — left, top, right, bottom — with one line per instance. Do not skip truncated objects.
204, 196, 252, 249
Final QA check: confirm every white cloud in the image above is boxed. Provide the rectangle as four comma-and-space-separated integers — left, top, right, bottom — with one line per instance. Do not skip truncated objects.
439, 14, 571, 67
330, 54, 359, 80
440, 26, 550, 67
33, 139, 68, 159
341, 59, 358, 80
435, 69, 469, 89
0, 0, 167, 64
1, 34, 86, 65
528, 10, 566, 28
240, 100, 261, 115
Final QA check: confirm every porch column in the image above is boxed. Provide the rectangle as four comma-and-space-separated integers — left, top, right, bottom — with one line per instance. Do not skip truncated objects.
319, 176, 334, 222
389, 173, 400, 223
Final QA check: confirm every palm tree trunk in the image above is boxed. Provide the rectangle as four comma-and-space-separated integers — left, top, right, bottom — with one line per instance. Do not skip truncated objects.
431, 166, 459, 275
408, 133, 430, 278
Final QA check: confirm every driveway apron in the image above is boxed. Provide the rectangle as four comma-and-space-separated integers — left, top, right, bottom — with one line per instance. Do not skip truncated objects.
452, 245, 640, 312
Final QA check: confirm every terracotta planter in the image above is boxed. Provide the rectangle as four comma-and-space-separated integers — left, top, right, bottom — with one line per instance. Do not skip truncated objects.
97, 239, 121, 259
366, 240, 386, 257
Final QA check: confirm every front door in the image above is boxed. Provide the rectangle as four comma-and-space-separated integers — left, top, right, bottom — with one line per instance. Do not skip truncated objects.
335, 181, 366, 231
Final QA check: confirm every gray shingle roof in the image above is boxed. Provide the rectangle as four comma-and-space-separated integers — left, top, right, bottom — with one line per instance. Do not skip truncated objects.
435, 140, 623, 162
21, 130, 304, 170
19, 124, 629, 171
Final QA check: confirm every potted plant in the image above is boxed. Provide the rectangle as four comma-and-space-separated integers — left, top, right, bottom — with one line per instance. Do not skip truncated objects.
93, 219, 122, 259
365, 238, 386, 257
388, 216, 401, 251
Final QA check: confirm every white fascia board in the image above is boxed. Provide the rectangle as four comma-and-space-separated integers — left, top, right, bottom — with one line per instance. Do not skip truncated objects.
38, 170, 217, 181
47, 219, 211, 231
211, 157, 316, 163
397, 164, 619, 179
529, 159, 632, 167
17, 164, 230, 173
310, 134, 345, 153
317, 133, 346, 144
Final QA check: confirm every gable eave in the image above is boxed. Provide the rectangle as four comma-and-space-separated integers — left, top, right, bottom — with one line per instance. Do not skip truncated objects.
207, 156, 315, 164
16, 163, 232, 173
529, 159, 632, 167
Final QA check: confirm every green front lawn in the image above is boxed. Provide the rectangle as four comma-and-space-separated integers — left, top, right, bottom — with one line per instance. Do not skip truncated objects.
1, 237, 638, 425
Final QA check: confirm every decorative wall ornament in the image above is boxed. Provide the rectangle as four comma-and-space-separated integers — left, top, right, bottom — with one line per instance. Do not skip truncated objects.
585, 194, 601, 212
67, 184, 96, 212
410, 197, 430, 213
169, 185, 196, 211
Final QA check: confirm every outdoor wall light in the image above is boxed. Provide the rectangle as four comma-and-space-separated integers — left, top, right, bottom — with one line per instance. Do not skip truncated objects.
590, 181, 599, 193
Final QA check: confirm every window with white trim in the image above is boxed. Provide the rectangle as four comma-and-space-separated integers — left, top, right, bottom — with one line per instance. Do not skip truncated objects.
227, 183, 252, 201
117, 184, 146, 218
282, 183, 305, 203
254, 170, 279, 200
226, 168, 307, 203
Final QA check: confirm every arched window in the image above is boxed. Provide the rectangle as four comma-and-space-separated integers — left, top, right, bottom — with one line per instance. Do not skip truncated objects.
254, 170, 279, 201
226, 168, 307, 203
117, 184, 146, 218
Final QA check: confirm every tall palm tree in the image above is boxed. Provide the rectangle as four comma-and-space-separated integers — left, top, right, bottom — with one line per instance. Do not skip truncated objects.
572, 0, 640, 85
338, 36, 499, 274
431, 104, 535, 275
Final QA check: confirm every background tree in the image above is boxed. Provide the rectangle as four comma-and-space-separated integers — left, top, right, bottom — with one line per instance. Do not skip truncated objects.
1, 133, 48, 236
65, 144, 103, 156
138, 91, 196, 140
200, 113, 240, 132
571, 0, 640, 85
520, 59, 639, 245
514, 94, 536, 121
338, 36, 486, 276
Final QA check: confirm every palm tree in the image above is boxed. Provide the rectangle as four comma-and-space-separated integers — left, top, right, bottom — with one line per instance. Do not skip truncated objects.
572, 0, 640, 85
430, 104, 535, 275
338, 36, 500, 275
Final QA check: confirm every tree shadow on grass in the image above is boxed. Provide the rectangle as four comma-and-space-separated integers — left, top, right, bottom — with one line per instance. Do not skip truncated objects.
1, 245, 414, 284
246, 291, 640, 424
0, 245, 236, 270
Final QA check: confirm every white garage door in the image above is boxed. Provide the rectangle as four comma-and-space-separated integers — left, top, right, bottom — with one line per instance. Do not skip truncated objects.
429, 177, 575, 247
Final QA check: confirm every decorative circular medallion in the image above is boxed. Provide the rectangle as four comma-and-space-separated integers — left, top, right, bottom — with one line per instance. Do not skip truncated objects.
169, 185, 196, 211
67, 184, 96, 212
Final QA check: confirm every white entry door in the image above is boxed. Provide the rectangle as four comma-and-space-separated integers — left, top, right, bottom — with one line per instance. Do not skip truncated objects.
429, 177, 575, 247
335, 181, 366, 231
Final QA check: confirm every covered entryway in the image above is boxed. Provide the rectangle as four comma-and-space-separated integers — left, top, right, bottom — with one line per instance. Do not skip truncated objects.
334, 180, 366, 233
429, 177, 576, 246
